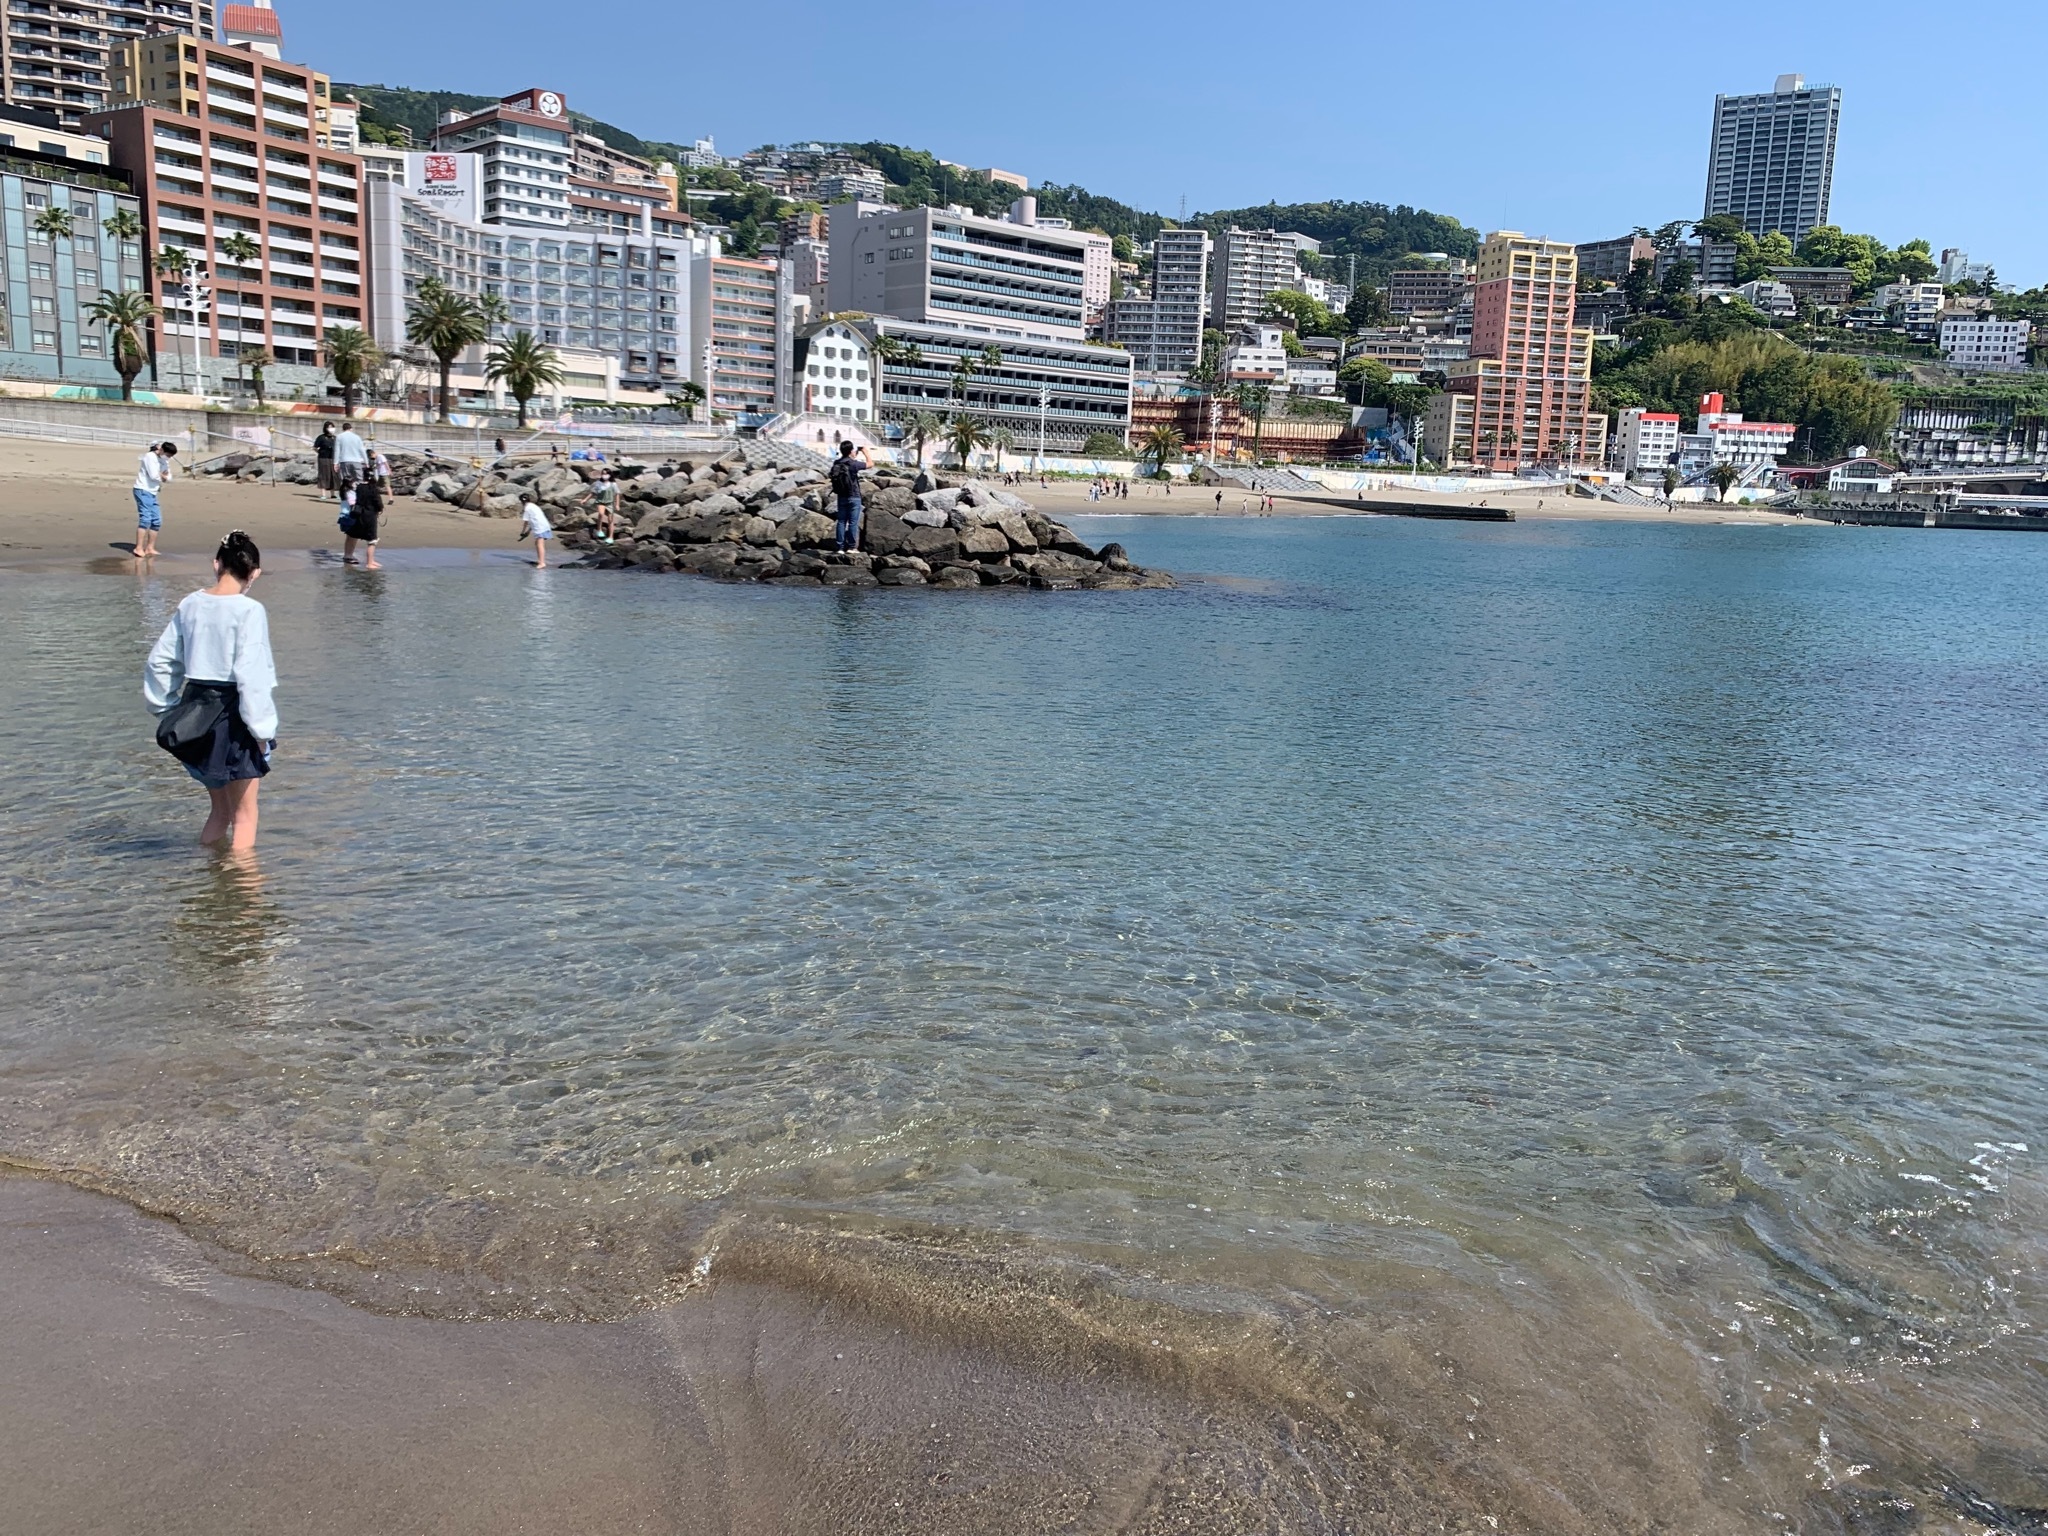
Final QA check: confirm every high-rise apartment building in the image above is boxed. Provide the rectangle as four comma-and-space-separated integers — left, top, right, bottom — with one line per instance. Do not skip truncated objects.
1103, 226, 1210, 372
87, 29, 363, 391
1385, 260, 1472, 316
1703, 74, 1840, 243
1208, 227, 1316, 331
0, 0, 211, 128
691, 250, 779, 417
1425, 232, 1605, 471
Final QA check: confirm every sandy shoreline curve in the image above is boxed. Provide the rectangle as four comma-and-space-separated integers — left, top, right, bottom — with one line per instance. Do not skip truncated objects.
0, 440, 1808, 567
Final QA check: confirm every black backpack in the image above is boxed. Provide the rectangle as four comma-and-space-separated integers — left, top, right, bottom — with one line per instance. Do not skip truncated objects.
830, 457, 859, 497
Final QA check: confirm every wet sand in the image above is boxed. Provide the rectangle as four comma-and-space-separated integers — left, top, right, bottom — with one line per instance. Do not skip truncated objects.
1, 1171, 1592, 1536
0, 440, 505, 564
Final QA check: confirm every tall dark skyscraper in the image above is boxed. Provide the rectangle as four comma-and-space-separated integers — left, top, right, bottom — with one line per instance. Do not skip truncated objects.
1703, 74, 1841, 244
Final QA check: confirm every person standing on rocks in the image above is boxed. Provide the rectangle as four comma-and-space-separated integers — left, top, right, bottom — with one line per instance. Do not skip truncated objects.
314, 424, 337, 499
587, 469, 619, 542
132, 441, 176, 558
830, 440, 869, 553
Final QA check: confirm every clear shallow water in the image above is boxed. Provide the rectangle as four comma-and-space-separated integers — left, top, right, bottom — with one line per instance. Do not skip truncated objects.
2, 518, 2044, 1531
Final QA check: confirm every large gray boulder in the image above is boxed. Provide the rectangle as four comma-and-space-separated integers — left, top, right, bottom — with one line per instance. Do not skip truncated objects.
728, 468, 778, 502
781, 510, 839, 548
960, 525, 1009, 559
866, 483, 915, 515
482, 492, 523, 518
915, 487, 963, 514
907, 525, 962, 562
694, 492, 744, 518
902, 505, 950, 528
987, 508, 1037, 551
759, 497, 806, 524
863, 509, 912, 556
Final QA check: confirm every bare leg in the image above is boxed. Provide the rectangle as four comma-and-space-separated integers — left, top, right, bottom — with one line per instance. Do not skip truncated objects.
535, 539, 547, 569
199, 785, 232, 845
364, 541, 380, 570
343, 536, 359, 564
221, 778, 260, 851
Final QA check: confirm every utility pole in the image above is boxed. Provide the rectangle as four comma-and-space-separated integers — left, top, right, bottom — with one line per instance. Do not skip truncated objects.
185, 273, 210, 402
1036, 382, 1049, 469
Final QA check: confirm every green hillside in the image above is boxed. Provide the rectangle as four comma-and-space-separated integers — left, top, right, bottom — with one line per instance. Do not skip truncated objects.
336, 90, 1479, 284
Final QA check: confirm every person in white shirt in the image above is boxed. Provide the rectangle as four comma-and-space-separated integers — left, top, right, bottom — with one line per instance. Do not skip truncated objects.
144, 530, 278, 851
333, 424, 370, 496
132, 441, 178, 558
519, 498, 552, 568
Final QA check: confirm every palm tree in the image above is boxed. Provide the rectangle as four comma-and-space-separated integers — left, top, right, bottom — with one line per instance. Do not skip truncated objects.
85, 288, 157, 401
949, 343, 1002, 406
987, 425, 1015, 473
323, 325, 383, 418
1139, 424, 1184, 477
945, 412, 988, 470
31, 206, 74, 379
906, 409, 945, 467
406, 279, 489, 422
666, 379, 706, 422
1708, 462, 1740, 503
215, 231, 261, 395
243, 347, 274, 409
485, 329, 566, 428
102, 207, 142, 250
152, 245, 194, 391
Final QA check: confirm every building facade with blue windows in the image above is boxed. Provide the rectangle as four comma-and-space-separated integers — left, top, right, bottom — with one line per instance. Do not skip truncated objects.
1, 139, 147, 392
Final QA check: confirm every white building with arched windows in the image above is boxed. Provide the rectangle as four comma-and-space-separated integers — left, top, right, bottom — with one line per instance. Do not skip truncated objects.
791, 318, 873, 422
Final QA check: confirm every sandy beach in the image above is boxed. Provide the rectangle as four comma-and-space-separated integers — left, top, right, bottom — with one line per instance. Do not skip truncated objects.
0, 439, 506, 565
0, 440, 1806, 568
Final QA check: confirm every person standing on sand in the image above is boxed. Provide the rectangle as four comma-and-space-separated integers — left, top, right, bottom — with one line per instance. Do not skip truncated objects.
333, 423, 368, 498
829, 439, 868, 553
132, 441, 176, 557
1214, 489, 1223, 512
519, 497, 552, 568
314, 424, 337, 499
144, 530, 277, 853
371, 446, 392, 496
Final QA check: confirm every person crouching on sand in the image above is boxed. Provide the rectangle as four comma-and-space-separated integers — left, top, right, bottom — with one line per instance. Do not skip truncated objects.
132, 440, 176, 557
519, 497, 552, 567
144, 530, 277, 852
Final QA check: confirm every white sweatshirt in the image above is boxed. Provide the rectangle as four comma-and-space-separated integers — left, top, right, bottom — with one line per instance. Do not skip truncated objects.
144, 590, 279, 741
134, 451, 168, 494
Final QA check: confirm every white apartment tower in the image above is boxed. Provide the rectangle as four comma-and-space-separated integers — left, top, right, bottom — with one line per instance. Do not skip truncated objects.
1703, 74, 1841, 243
1104, 227, 1210, 372
1209, 227, 1317, 331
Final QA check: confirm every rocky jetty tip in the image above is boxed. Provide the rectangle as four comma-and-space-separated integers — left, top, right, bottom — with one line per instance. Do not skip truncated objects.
212, 439, 1174, 591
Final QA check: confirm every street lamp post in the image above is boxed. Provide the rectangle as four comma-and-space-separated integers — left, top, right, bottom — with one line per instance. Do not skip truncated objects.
184, 275, 211, 402
1036, 382, 1049, 469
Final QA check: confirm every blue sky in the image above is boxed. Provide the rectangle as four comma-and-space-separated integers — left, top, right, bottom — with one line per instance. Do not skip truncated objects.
294, 0, 2047, 286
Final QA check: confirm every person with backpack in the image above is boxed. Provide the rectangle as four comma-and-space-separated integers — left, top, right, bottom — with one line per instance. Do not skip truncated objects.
829, 440, 870, 553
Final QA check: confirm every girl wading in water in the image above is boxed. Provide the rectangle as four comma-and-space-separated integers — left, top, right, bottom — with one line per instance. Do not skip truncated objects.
144, 531, 278, 852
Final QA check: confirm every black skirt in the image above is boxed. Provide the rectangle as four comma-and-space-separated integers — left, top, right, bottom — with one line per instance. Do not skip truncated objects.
179, 680, 271, 789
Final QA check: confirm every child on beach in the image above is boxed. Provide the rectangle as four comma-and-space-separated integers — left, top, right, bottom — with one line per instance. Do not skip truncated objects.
132, 441, 176, 557
518, 497, 552, 568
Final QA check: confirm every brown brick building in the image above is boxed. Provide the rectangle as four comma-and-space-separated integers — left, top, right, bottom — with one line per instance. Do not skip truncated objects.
85, 29, 362, 392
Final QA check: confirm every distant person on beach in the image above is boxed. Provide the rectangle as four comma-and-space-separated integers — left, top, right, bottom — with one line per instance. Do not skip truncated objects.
519, 497, 552, 568
314, 424, 337, 498
371, 447, 392, 494
1214, 489, 1223, 511
495, 436, 507, 455
144, 530, 276, 852
132, 441, 176, 557
341, 475, 384, 568
912, 467, 933, 496
829, 439, 868, 552
333, 423, 368, 497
